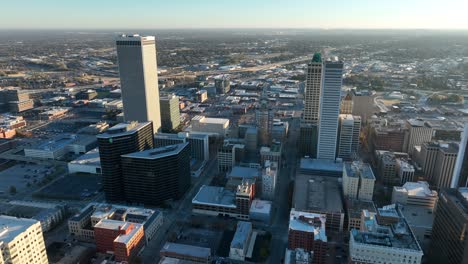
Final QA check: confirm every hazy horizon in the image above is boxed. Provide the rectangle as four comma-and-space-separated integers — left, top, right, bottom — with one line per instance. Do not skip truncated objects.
2, 0, 468, 30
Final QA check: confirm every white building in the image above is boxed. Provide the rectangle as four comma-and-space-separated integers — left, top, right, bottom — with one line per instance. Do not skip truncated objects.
396, 159, 415, 185
392, 181, 438, 209
337, 114, 361, 160
116, 35, 161, 132
68, 147, 101, 174
24, 134, 97, 160
349, 204, 423, 264
191, 115, 229, 136
342, 161, 376, 201
261, 160, 278, 200
317, 59, 344, 160
0, 216, 48, 264
229, 221, 253, 261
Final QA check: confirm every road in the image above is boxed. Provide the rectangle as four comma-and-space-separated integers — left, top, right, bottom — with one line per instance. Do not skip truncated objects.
140, 156, 219, 263
267, 116, 300, 262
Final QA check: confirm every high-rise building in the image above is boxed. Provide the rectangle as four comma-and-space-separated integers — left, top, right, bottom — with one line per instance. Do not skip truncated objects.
337, 114, 361, 160
342, 161, 375, 201
452, 124, 468, 188
154, 132, 210, 162
97, 122, 154, 202
121, 143, 191, 205
429, 188, 468, 264
256, 99, 273, 147
159, 94, 180, 132
432, 143, 458, 188
340, 91, 353, 114
396, 158, 415, 185
404, 119, 433, 156
0, 216, 48, 264
299, 53, 323, 158
317, 59, 343, 160
261, 160, 278, 200
392, 181, 438, 209
351, 89, 375, 122
115, 35, 161, 132
215, 77, 230, 94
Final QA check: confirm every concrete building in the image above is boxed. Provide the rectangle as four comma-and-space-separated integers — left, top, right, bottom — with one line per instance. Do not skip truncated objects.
429, 188, 468, 264
68, 203, 163, 244
299, 124, 318, 158
160, 242, 211, 263
249, 199, 272, 223
218, 141, 245, 172
68, 147, 101, 174
345, 199, 376, 231
262, 160, 278, 200
94, 219, 145, 262
229, 221, 253, 261
121, 143, 191, 205
404, 119, 433, 156
398, 205, 434, 253
0, 216, 48, 264
375, 151, 400, 185
340, 91, 353, 114
75, 89, 98, 100
317, 58, 343, 160
24, 134, 97, 160
342, 161, 375, 201
196, 90, 208, 103
192, 181, 255, 220
392, 181, 438, 209
299, 158, 343, 178
260, 142, 282, 166
271, 120, 289, 142
396, 158, 415, 185
0, 88, 34, 113
432, 143, 458, 188
256, 99, 273, 146
160, 94, 181, 132
215, 77, 230, 94
368, 125, 407, 153
288, 209, 328, 264
190, 115, 229, 136
337, 114, 361, 160
116, 35, 161, 132
293, 174, 344, 232
284, 248, 313, 264
351, 89, 375, 122
349, 204, 423, 264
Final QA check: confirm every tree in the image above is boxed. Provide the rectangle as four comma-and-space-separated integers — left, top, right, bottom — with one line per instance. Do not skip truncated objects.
9, 186, 17, 195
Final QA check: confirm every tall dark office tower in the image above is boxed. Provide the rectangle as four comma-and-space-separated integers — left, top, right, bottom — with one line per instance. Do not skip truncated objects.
452, 124, 468, 188
429, 188, 468, 264
121, 143, 191, 205
97, 122, 154, 202
159, 94, 181, 132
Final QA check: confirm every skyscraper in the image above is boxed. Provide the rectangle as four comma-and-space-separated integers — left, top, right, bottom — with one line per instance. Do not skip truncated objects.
340, 91, 353, 114
256, 99, 273, 147
121, 143, 191, 205
116, 35, 161, 132
337, 114, 361, 160
159, 93, 181, 132
452, 124, 468, 188
97, 122, 154, 202
299, 53, 322, 157
429, 188, 468, 264
317, 58, 344, 160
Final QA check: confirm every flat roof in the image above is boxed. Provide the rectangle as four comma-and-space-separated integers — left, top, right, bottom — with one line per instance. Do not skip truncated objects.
346, 199, 377, 219
393, 181, 437, 198
192, 185, 236, 208
228, 166, 259, 179
94, 219, 131, 231
231, 221, 252, 249
289, 209, 327, 242
250, 199, 272, 214
69, 148, 100, 166
293, 175, 343, 213
399, 205, 434, 229
121, 142, 188, 160
344, 162, 376, 180
300, 158, 343, 175
97, 122, 152, 139
192, 115, 229, 125
160, 242, 211, 259
114, 222, 144, 245
0, 215, 39, 243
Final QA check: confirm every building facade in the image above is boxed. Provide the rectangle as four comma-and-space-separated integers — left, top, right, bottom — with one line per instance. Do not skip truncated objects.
159, 94, 180, 132
116, 35, 161, 132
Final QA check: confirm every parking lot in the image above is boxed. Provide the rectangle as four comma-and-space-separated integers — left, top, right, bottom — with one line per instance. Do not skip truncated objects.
33, 173, 101, 200
0, 163, 50, 195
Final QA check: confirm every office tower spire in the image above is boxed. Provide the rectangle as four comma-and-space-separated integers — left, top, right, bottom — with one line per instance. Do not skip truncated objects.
116, 34, 161, 132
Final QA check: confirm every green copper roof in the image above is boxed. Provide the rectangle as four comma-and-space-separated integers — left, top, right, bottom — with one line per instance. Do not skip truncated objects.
312, 53, 322, 63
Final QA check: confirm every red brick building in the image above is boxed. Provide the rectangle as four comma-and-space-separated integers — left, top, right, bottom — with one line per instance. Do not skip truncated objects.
287, 210, 328, 264
94, 219, 145, 262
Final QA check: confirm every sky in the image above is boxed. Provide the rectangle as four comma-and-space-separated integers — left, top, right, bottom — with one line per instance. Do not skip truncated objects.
1, 0, 468, 30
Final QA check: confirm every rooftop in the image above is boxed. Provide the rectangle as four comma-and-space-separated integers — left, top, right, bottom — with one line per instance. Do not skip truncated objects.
121, 143, 188, 160
346, 199, 377, 219
97, 122, 152, 139
300, 158, 343, 176
114, 222, 144, 245
228, 166, 260, 179
231, 221, 252, 249
393, 181, 437, 198
0, 216, 39, 243
94, 219, 131, 231
344, 161, 375, 180
250, 199, 272, 214
192, 185, 236, 208
160, 242, 211, 259
289, 209, 327, 242
399, 205, 434, 229
294, 175, 343, 213
69, 148, 100, 166
192, 115, 229, 125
